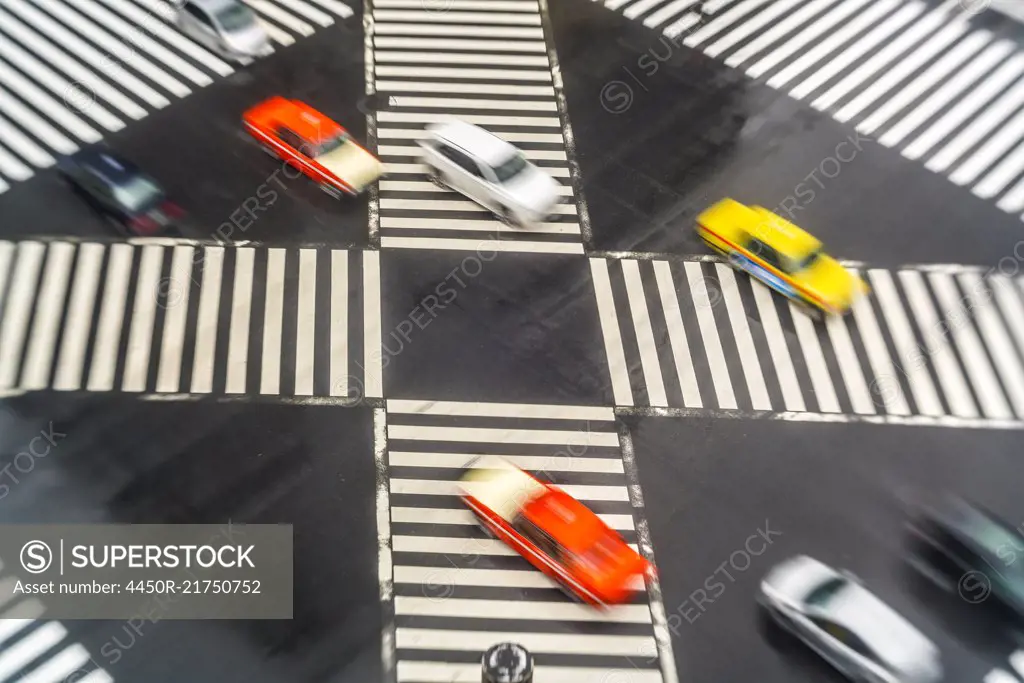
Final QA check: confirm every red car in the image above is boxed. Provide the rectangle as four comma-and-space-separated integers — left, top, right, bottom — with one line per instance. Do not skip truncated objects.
243, 96, 383, 197
459, 455, 651, 606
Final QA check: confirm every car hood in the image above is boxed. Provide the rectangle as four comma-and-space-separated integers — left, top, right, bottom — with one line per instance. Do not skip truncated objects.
800, 255, 865, 309
318, 140, 384, 192
499, 165, 560, 217
761, 555, 839, 603
223, 22, 269, 54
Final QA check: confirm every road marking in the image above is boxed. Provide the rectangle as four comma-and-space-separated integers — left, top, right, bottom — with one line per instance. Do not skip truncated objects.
623, 260, 667, 406
259, 248, 285, 395
929, 272, 1011, 419
329, 250, 348, 397
750, 280, 804, 411
0, 242, 44, 389
52, 243, 103, 390
190, 247, 223, 394
685, 262, 736, 409
19, 242, 74, 390
789, 302, 840, 413
387, 399, 612, 420
363, 251, 382, 398
824, 312, 875, 415
898, 270, 977, 418
717, 265, 770, 410
294, 249, 316, 396
225, 248, 254, 394
869, 269, 943, 416
387, 424, 620, 446
654, 261, 701, 407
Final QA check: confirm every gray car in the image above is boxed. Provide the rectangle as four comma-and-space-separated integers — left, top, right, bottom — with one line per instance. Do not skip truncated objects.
176, 0, 271, 62
758, 555, 942, 683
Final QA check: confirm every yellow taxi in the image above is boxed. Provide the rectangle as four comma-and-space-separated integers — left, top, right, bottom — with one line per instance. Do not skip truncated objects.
696, 198, 868, 316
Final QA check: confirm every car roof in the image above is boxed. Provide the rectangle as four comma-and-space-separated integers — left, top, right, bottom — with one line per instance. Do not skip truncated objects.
747, 206, 821, 256
430, 119, 516, 167
522, 488, 611, 554
246, 97, 344, 144
927, 497, 1019, 562
72, 149, 142, 185
826, 584, 933, 667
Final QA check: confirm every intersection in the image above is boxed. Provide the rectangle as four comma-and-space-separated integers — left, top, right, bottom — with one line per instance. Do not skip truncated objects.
1, 0, 1024, 682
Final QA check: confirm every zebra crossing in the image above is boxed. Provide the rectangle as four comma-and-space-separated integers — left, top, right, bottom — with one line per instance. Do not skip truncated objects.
598, 0, 1024, 221
0, 558, 113, 683
591, 256, 1024, 421
371, 0, 587, 255
381, 399, 667, 682
0, 240, 379, 398
0, 0, 353, 196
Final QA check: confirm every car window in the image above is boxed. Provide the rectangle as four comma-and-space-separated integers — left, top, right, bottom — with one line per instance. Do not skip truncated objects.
491, 152, 528, 183
804, 577, 848, 607
746, 237, 785, 272
791, 248, 822, 273
182, 2, 211, 25
111, 175, 163, 212
277, 127, 308, 154
513, 515, 562, 561
811, 619, 877, 661
439, 144, 483, 178
215, 3, 255, 31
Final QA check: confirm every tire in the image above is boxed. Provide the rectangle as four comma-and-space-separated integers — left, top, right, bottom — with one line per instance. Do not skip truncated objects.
428, 169, 446, 188
496, 206, 516, 227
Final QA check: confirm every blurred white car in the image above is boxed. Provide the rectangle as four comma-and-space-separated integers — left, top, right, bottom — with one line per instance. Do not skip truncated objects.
176, 0, 271, 62
417, 118, 561, 227
758, 555, 942, 683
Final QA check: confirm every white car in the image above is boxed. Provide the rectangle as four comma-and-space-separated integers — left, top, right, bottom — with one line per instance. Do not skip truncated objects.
758, 555, 942, 683
417, 119, 561, 227
176, 0, 271, 62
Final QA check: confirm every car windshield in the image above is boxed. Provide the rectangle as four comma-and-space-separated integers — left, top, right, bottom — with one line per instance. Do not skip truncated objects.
491, 152, 528, 183
792, 248, 822, 272
111, 175, 163, 211
804, 576, 848, 607
216, 3, 255, 31
315, 132, 350, 157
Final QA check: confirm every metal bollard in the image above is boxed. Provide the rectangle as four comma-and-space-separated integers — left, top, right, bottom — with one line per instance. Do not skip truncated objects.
481, 642, 533, 683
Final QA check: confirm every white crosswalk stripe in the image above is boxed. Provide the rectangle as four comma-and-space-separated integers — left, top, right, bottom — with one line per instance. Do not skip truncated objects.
0, 0, 354, 195
381, 400, 668, 682
372, 0, 586, 254
596, 0, 1024, 223
0, 562, 113, 683
593, 257, 1024, 420
0, 240, 371, 397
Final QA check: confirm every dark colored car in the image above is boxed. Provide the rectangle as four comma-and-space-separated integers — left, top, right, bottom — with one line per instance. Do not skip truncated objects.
906, 495, 1024, 621
58, 149, 183, 235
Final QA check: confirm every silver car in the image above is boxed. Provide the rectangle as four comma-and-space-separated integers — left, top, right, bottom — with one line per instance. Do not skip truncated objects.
417, 118, 561, 227
176, 0, 271, 62
758, 555, 942, 683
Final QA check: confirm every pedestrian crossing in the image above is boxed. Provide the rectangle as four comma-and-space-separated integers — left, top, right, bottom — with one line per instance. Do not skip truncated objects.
0, 240, 378, 398
0, 0, 353, 196
371, 0, 588, 254
382, 399, 666, 682
0, 558, 113, 683
591, 256, 1024, 421
597, 0, 1024, 221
